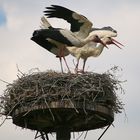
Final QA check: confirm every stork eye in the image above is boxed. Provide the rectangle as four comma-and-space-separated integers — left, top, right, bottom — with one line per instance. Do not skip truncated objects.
113, 30, 117, 33
33, 30, 38, 36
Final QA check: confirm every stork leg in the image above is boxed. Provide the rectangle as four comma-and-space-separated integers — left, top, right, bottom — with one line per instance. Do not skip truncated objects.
59, 57, 64, 73
60, 46, 71, 73
75, 58, 80, 74
75, 58, 87, 74
82, 58, 87, 73
63, 56, 71, 73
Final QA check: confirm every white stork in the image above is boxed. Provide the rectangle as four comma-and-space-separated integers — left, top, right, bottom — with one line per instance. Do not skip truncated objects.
31, 17, 69, 73
66, 37, 123, 73
44, 5, 124, 73
31, 16, 106, 73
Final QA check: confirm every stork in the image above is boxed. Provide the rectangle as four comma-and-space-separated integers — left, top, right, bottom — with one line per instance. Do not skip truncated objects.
66, 37, 123, 73
31, 17, 106, 73
32, 28, 104, 48
44, 5, 124, 72
31, 17, 70, 73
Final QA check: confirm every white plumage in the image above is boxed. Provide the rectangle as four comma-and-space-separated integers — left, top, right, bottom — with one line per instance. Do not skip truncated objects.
66, 37, 121, 73
32, 16, 106, 73
41, 16, 124, 73
31, 5, 124, 73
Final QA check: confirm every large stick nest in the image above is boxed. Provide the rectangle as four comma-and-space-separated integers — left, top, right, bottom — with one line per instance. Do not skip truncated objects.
0, 67, 124, 118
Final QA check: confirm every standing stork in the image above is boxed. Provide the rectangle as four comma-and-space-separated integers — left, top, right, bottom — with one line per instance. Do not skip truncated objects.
31, 16, 106, 73
31, 17, 70, 73
44, 5, 124, 73
66, 37, 123, 73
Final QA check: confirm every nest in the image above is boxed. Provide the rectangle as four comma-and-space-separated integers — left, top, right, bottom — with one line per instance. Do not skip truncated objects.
0, 68, 124, 118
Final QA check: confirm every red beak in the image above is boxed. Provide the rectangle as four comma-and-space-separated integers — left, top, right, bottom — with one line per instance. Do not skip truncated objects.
100, 40, 108, 49
111, 38, 124, 49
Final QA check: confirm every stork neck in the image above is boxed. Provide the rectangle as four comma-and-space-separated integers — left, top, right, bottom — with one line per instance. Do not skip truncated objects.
82, 36, 93, 45
94, 43, 105, 56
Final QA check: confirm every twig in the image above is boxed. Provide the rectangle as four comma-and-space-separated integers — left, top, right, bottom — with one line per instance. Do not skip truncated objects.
0, 79, 11, 85
0, 100, 20, 127
97, 123, 112, 140
76, 131, 84, 140
84, 131, 88, 139
44, 97, 55, 121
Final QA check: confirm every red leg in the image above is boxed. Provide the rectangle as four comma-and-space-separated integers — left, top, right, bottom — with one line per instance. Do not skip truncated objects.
82, 59, 87, 73
59, 57, 64, 73
75, 59, 79, 74
63, 56, 71, 73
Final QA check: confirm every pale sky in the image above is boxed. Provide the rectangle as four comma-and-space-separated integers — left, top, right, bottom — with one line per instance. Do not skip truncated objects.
0, 0, 140, 140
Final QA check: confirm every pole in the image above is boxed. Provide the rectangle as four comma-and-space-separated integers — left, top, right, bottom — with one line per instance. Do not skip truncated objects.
98, 123, 112, 140
56, 127, 71, 140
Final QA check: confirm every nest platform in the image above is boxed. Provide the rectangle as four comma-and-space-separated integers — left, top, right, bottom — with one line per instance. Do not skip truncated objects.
1, 71, 124, 139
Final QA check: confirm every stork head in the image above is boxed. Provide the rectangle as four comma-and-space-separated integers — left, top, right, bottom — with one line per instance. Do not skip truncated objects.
31, 29, 46, 43
90, 26, 117, 38
104, 37, 124, 49
90, 35, 108, 48
32, 29, 42, 37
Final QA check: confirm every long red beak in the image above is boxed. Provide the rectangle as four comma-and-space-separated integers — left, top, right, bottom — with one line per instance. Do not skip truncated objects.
111, 38, 124, 49
100, 40, 108, 49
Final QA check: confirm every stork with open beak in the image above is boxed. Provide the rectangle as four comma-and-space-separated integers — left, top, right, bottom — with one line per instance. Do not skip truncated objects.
31, 16, 105, 73
66, 37, 123, 73
44, 5, 124, 73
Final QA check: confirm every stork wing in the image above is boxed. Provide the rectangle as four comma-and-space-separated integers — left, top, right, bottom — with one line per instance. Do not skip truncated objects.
40, 16, 53, 29
44, 5, 93, 39
32, 28, 82, 47
31, 34, 57, 52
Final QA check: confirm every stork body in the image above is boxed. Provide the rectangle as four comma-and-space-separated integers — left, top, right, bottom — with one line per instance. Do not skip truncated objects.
32, 28, 102, 48
44, 5, 124, 73
31, 17, 70, 73
35, 16, 123, 73
32, 13, 106, 73
66, 37, 113, 72
32, 27, 104, 72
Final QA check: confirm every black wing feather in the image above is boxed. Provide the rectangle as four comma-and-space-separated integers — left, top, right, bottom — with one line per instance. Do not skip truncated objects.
31, 33, 57, 52
32, 29, 74, 46
44, 5, 84, 32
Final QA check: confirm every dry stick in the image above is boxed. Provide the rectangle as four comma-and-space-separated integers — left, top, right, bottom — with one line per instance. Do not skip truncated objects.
34, 131, 39, 139
84, 131, 88, 139
44, 132, 49, 140
66, 94, 79, 113
44, 97, 55, 121
16, 64, 26, 77
97, 123, 112, 140
0, 78, 11, 85
72, 132, 75, 139
83, 96, 87, 115
40, 131, 46, 140
23, 95, 43, 116
0, 100, 20, 127
76, 131, 84, 140
40, 83, 55, 121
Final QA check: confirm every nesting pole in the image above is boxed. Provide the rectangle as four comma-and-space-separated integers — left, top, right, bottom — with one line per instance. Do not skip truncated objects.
1, 71, 124, 140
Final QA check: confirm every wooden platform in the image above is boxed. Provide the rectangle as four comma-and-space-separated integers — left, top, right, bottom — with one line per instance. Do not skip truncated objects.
12, 100, 114, 133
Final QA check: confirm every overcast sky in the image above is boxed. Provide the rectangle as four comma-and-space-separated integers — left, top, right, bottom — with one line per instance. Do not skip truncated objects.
0, 0, 140, 140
